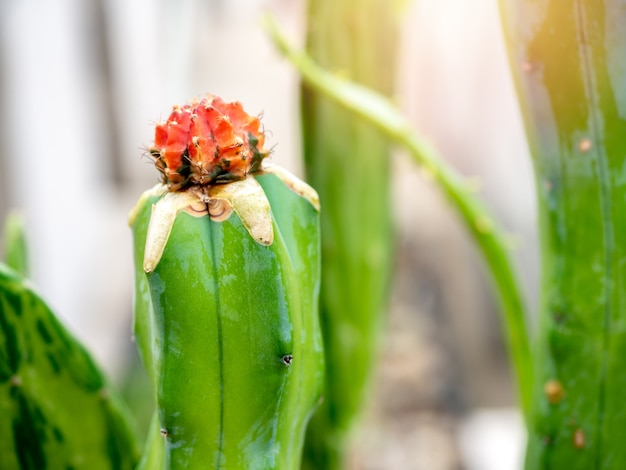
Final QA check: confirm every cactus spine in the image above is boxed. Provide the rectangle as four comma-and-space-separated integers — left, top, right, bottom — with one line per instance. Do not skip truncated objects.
130, 95, 323, 468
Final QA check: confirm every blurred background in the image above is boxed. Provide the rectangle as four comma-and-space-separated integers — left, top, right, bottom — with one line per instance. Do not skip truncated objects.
0, 0, 536, 468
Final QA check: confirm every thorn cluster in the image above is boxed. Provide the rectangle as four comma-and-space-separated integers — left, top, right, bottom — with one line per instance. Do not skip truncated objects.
150, 94, 268, 191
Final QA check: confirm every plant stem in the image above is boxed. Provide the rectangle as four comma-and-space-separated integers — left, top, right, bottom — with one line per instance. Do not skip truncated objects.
499, 1, 626, 467
298, 1, 400, 468
266, 15, 533, 424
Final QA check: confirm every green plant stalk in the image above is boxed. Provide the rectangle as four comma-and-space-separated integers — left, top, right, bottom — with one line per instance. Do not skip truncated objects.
130, 188, 160, 388
130, 170, 323, 469
128, 189, 162, 464
299, 1, 400, 467
266, 16, 533, 424
0, 263, 140, 469
3, 211, 29, 278
499, 1, 626, 467
135, 413, 165, 470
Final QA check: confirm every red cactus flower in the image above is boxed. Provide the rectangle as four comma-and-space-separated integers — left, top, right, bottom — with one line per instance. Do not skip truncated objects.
150, 94, 269, 191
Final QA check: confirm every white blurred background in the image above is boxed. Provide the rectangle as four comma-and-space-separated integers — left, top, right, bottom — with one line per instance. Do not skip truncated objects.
0, 0, 536, 468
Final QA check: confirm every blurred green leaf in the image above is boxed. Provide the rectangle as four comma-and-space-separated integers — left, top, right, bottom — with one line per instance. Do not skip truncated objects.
0, 263, 140, 469
499, 0, 626, 467
297, 1, 400, 468
266, 14, 533, 426
3, 212, 29, 278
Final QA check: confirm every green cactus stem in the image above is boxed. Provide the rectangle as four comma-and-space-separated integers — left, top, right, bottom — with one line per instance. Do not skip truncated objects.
130, 94, 324, 469
135, 413, 165, 470
0, 263, 140, 469
297, 1, 400, 467
499, 1, 626, 467
266, 15, 534, 424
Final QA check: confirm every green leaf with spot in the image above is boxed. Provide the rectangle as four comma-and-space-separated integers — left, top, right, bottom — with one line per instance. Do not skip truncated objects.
499, 0, 626, 468
0, 264, 140, 469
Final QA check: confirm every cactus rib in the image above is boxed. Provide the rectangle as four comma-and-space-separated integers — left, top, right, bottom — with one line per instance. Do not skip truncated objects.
131, 94, 324, 468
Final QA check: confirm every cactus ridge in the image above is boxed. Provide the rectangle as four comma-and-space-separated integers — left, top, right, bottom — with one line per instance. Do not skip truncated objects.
130, 169, 323, 469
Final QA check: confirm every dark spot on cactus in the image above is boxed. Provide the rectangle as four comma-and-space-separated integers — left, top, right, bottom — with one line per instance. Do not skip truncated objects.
99, 388, 110, 400
578, 138, 592, 153
36, 318, 53, 344
12, 387, 47, 469
10, 375, 21, 387
4, 290, 23, 316
282, 355, 293, 366
47, 352, 61, 374
552, 310, 567, 324
160, 428, 168, 438
52, 426, 64, 442
544, 379, 564, 404
0, 295, 21, 374
541, 435, 552, 446
573, 428, 585, 449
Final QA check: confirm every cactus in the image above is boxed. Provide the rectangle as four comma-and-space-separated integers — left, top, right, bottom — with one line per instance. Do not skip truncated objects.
129, 94, 324, 468
297, 1, 400, 467
499, 1, 626, 468
267, 17, 533, 424
0, 263, 140, 469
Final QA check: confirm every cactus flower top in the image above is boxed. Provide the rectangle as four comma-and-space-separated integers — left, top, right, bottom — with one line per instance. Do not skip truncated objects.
150, 94, 268, 191
134, 94, 320, 273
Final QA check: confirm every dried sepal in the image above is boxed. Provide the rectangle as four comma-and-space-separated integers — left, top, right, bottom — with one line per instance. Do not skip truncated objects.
208, 177, 274, 246
143, 179, 274, 273
261, 163, 320, 211
207, 198, 234, 222
143, 188, 206, 273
